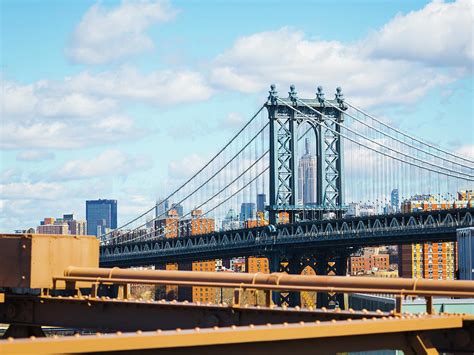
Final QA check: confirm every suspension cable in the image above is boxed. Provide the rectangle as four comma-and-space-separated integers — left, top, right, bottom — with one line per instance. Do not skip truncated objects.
277, 98, 472, 180
346, 101, 473, 164
324, 99, 473, 170
103, 121, 269, 243
293, 98, 473, 180
101, 104, 265, 239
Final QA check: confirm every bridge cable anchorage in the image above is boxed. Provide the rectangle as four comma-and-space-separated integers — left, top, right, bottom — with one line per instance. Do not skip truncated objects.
346, 100, 474, 164
106, 123, 268, 244
323, 99, 473, 170
118, 151, 269, 243
100, 104, 266, 241
294, 96, 473, 180
276, 97, 473, 181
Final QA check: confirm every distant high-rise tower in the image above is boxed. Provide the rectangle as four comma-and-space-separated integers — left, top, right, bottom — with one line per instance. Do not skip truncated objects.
156, 198, 169, 219
171, 203, 184, 217
240, 202, 256, 221
86, 199, 117, 236
391, 189, 399, 212
298, 138, 317, 205
257, 193, 266, 213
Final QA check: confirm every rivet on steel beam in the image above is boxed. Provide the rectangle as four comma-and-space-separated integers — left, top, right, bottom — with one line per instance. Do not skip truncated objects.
282, 305, 287, 310
194, 327, 200, 332
299, 321, 305, 326
321, 307, 327, 312
295, 306, 300, 311
331, 319, 337, 323
96, 332, 102, 337
376, 309, 382, 314
74, 334, 81, 338
156, 329, 162, 333
21, 276, 26, 280
136, 330, 142, 334
249, 324, 255, 328
22, 244, 26, 249
53, 335, 58, 339
371, 317, 377, 321
315, 320, 321, 325
362, 309, 368, 313
266, 323, 272, 327
183, 300, 189, 304
175, 328, 182, 332
116, 331, 122, 336
213, 326, 219, 330
7, 337, 14, 342
29, 336, 36, 340
347, 318, 352, 322
335, 308, 341, 313
362, 317, 367, 321
283, 322, 288, 327
349, 308, 354, 313
308, 306, 314, 311
231, 325, 237, 329
40, 300, 44, 304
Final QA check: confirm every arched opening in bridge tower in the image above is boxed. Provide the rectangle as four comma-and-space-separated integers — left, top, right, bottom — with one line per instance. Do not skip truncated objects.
296, 121, 320, 218
300, 265, 317, 308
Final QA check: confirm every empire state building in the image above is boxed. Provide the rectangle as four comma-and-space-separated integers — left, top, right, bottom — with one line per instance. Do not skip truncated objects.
298, 138, 317, 205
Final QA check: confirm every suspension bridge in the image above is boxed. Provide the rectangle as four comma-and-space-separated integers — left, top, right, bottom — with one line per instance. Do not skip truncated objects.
98, 84, 473, 305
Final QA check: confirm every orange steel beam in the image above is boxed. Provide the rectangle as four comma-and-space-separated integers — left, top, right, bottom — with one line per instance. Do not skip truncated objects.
0, 294, 384, 333
64, 267, 474, 297
1, 315, 471, 354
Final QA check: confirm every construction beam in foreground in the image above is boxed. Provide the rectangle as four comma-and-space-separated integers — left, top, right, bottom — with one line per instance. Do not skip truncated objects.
0, 294, 383, 332
1, 315, 473, 354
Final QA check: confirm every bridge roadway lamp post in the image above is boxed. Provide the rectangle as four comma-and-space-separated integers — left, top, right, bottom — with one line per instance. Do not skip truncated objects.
266, 84, 347, 225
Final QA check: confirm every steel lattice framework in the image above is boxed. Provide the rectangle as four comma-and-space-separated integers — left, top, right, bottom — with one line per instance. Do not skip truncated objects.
267, 85, 346, 224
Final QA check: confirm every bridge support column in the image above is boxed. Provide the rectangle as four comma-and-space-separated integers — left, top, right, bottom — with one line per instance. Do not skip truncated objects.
316, 252, 348, 309
268, 254, 302, 307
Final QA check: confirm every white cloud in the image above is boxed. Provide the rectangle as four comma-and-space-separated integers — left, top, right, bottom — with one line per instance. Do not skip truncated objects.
0, 79, 142, 149
218, 112, 246, 130
456, 144, 474, 160
210, 27, 456, 108
368, 0, 473, 68
36, 93, 118, 118
54, 149, 151, 180
0, 181, 67, 200
16, 150, 55, 162
63, 66, 213, 105
67, 0, 177, 64
168, 153, 208, 179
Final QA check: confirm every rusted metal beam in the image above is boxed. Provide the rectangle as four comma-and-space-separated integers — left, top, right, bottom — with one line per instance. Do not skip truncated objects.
0, 315, 469, 354
64, 267, 474, 297
0, 294, 384, 333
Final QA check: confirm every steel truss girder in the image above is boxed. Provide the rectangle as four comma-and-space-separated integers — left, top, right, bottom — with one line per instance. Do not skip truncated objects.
0, 294, 385, 334
2, 315, 472, 354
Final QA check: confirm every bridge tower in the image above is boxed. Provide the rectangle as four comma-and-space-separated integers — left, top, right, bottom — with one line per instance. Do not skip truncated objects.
266, 85, 347, 225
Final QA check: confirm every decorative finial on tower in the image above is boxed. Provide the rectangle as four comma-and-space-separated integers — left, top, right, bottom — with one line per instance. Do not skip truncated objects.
316, 86, 325, 106
289, 85, 298, 105
335, 87, 347, 109
268, 84, 278, 105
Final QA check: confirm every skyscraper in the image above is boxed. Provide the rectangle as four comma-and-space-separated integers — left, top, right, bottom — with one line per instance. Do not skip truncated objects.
171, 203, 184, 217
391, 189, 399, 213
86, 199, 117, 236
257, 193, 266, 213
155, 198, 169, 219
298, 138, 317, 205
240, 202, 256, 222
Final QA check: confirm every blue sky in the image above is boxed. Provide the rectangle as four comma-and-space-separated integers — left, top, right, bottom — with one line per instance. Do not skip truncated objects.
1, 0, 473, 232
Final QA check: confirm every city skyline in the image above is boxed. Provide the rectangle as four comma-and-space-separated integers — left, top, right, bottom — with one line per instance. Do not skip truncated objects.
1, 0, 473, 232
